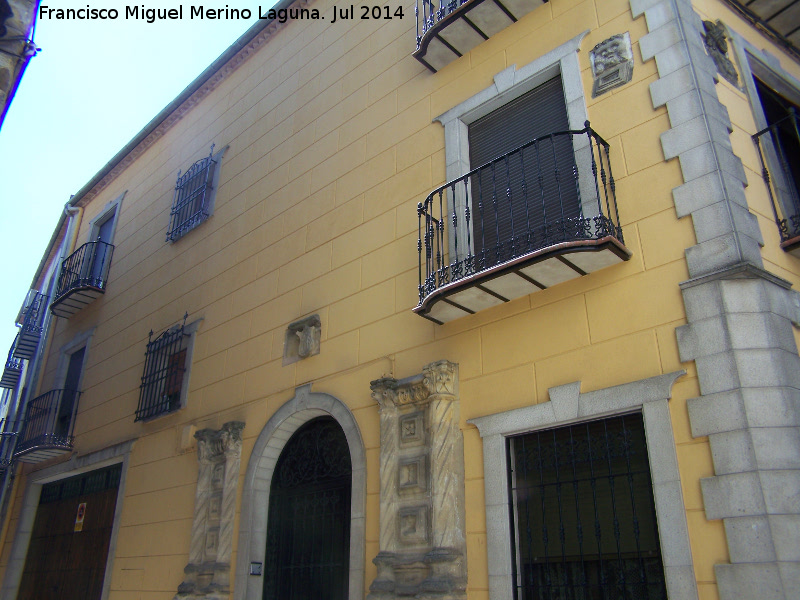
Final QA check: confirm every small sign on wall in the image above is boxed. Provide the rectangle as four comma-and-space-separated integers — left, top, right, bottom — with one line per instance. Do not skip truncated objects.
74, 502, 86, 532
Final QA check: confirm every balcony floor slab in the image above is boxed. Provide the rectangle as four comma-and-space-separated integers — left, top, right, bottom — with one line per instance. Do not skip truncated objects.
415, 237, 631, 323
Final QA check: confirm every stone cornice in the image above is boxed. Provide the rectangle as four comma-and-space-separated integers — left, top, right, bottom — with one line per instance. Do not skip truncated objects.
71, 0, 310, 209
679, 261, 793, 291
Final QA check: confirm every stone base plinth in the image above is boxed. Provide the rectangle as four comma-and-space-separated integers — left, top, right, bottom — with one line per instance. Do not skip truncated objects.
368, 549, 466, 600
174, 561, 231, 600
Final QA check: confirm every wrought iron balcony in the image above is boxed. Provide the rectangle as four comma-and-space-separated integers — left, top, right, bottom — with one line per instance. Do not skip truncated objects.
0, 338, 24, 389
50, 240, 114, 318
14, 388, 80, 463
753, 108, 800, 255
14, 291, 47, 360
414, 0, 546, 72
0, 421, 16, 473
416, 122, 630, 324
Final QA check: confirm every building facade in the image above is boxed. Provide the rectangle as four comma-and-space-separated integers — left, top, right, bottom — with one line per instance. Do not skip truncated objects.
0, 0, 798, 599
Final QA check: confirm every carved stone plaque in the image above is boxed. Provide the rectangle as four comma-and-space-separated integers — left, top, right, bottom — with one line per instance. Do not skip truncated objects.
702, 20, 739, 86
398, 505, 429, 546
398, 456, 427, 495
399, 412, 424, 446
590, 32, 634, 97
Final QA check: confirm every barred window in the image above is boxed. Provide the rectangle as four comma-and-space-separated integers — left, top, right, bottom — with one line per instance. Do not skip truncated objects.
166, 145, 223, 242
508, 413, 667, 600
136, 315, 193, 421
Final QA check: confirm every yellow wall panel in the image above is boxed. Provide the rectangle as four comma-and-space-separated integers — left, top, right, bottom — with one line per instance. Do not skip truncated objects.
459, 364, 537, 422
585, 260, 689, 343
534, 329, 663, 400
481, 294, 591, 374
328, 279, 397, 337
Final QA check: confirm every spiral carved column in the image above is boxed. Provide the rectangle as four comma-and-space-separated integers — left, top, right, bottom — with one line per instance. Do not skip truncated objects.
368, 360, 466, 600
175, 421, 245, 600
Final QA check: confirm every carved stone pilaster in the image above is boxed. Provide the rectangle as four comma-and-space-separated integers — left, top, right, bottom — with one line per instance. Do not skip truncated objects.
175, 421, 245, 600
368, 361, 465, 600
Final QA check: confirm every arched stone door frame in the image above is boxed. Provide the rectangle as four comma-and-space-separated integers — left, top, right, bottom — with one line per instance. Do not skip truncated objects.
234, 384, 366, 600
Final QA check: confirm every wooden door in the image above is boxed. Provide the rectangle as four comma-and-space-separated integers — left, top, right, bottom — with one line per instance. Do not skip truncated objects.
18, 465, 121, 600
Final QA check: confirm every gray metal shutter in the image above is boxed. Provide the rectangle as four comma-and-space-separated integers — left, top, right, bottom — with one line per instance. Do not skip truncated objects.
469, 75, 579, 267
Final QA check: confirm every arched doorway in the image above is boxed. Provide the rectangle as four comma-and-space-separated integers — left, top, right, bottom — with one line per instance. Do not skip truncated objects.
263, 417, 352, 600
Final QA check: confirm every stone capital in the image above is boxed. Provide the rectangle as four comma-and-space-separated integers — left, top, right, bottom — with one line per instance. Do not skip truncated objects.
422, 360, 458, 397
371, 361, 459, 410
195, 421, 245, 463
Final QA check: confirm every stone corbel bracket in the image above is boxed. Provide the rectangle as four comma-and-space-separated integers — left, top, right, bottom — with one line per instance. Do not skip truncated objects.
368, 360, 466, 600
283, 314, 321, 365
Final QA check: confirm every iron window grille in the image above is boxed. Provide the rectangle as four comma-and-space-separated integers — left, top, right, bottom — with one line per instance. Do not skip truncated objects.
136, 314, 189, 421
507, 413, 667, 600
39, 463, 122, 504
166, 145, 218, 242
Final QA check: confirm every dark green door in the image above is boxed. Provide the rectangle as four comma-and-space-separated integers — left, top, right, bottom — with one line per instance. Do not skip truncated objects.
263, 417, 352, 600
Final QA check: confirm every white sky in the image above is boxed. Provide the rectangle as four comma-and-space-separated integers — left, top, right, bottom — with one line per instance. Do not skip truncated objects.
0, 3, 263, 363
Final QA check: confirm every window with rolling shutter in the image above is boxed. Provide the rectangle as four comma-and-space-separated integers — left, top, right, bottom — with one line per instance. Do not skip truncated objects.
468, 74, 580, 267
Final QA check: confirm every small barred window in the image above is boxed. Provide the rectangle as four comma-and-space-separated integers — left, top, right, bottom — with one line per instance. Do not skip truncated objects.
136, 315, 190, 421
166, 145, 219, 242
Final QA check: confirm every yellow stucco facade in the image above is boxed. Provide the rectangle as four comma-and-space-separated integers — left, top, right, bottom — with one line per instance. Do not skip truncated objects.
1, 1, 799, 599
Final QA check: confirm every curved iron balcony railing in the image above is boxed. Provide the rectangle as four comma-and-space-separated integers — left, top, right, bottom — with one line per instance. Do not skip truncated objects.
416, 122, 630, 324
0, 419, 17, 471
753, 109, 800, 255
14, 291, 47, 359
0, 338, 24, 389
50, 240, 114, 318
14, 388, 80, 463
414, 0, 546, 71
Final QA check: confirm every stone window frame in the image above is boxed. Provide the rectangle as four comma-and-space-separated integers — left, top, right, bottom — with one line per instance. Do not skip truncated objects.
86, 191, 125, 246
234, 384, 366, 600
729, 29, 800, 234
0, 440, 135, 600
468, 371, 699, 600
435, 31, 593, 259
53, 327, 95, 392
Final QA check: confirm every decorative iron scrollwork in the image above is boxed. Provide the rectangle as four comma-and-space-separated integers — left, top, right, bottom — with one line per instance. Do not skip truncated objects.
273, 418, 351, 489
